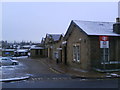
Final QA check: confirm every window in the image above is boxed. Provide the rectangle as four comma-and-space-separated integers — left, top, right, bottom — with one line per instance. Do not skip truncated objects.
101, 48, 109, 62
73, 45, 80, 62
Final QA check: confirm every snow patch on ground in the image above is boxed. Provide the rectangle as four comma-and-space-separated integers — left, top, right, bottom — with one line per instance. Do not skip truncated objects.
12, 56, 28, 59
0, 76, 30, 82
110, 73, 120, 77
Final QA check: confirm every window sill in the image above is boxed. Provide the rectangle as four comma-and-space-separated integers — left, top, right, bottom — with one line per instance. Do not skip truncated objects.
72, 61, 81, 64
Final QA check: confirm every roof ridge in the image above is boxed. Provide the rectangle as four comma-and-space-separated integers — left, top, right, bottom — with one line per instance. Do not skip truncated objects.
47, 34, 62, 35
73, 20, 115, 23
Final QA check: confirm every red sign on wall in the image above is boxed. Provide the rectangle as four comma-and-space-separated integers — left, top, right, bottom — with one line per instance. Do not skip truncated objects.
99, 36, 109, 48
99, 36, 109, 41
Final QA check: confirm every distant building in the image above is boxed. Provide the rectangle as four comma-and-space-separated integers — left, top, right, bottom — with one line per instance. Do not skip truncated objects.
44, 34, 63, 62
21, 45, 31, 50
14, 49, 29, 56
62, 19, 120, 72
2, 49, 15, 57
40, 38, 45, 47
0, 48, 2, 56
30, 47, 45, 58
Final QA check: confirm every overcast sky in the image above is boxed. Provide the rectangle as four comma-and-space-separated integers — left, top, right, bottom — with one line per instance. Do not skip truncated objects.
2, 2, 118, 42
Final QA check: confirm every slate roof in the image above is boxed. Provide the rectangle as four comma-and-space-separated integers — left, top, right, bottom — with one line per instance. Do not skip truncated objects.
47, 34, 62, 41
73, 20, 120, 36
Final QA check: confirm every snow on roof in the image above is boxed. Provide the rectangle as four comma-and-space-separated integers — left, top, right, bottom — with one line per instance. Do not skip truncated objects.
47, 34, 62, 41
31, 47, 44, 49
73, 20, 120, 36
30, 45, 37, 48
22, 45, 31, 48
2, 49, 15, 51
16, 49, 28, 52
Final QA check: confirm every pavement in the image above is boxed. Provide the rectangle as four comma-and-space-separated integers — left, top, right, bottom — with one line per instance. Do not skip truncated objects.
40, 58, 120, 79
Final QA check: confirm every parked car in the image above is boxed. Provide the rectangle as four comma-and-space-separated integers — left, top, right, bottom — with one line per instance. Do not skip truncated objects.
7, 57, 15, 60
0, 57, 19, 66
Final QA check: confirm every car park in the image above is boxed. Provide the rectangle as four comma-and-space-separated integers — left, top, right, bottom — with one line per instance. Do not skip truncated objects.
0, 57, 19, 66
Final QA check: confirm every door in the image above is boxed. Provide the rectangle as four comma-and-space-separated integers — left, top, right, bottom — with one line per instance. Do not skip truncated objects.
64, 46, 67, 65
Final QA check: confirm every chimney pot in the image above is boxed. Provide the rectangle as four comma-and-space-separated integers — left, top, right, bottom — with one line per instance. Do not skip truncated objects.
113, 18, 120, 34
116, 17, 120, 22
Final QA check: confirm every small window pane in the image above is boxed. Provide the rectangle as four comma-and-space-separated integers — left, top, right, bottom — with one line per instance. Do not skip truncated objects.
73, 45, 80, 62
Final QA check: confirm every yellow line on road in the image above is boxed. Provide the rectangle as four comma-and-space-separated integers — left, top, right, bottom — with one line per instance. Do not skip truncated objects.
49, 68, 61, 74
40, 61, 47, 66
40, 60, 61, 74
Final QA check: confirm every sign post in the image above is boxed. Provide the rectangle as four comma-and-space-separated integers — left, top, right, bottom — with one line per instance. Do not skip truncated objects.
118, 1, 120, 18
99, 36, 109, 70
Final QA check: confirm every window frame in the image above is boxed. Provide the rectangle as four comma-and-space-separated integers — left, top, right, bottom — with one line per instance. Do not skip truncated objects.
73, 44, 80, 63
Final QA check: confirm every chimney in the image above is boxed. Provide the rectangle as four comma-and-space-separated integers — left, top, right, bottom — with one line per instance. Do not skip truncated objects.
113, 17, 120, 34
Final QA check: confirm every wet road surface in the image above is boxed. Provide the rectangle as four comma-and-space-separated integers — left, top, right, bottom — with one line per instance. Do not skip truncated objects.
2, 58, 56, 79
2, 58, 120, 88
2, 78, 119, 88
